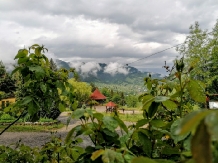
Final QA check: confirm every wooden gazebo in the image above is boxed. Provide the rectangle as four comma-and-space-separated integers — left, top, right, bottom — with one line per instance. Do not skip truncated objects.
90, 89, 106, 104
106, 101, 117, 112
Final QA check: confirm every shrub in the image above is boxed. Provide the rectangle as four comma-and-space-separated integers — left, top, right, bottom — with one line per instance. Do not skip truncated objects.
0, 113, 15, 120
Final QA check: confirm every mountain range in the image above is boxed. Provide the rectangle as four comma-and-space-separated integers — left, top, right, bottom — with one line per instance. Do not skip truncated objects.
55, 59, 162, 86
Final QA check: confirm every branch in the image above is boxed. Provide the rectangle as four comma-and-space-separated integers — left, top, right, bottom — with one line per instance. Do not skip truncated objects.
0, 111, 27, 135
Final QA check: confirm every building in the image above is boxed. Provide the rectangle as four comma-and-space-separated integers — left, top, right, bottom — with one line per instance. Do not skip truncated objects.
0, 97, 16, 109
90, 89, 106, 104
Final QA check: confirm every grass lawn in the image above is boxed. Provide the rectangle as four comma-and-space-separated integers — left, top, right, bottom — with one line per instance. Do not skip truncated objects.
116, 102, 143, 111
70, 107, 143, 122
118, 113, 143, 122
0, 123, 64, 132
102, 112, 143, 122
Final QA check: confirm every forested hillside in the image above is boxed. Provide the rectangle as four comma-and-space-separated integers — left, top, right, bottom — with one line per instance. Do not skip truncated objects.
56, 59, 162, 94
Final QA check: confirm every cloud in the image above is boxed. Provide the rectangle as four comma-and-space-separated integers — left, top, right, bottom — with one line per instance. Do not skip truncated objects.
0, 0, 218, 75
68, 61, 129, 77
104, 62, 129, 76
69, 61, 101, 77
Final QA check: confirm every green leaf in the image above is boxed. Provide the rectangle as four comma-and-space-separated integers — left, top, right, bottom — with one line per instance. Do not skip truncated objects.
56, 80, 65, 92
154, 96, 170, 102
72, 101, 78, 110
170, 90, 182, 99
11, 67, 21, 75
162, 100, 177, 111
114, 116, 128, 133
187, 80, 205, 103
136, 119, 149, 128
14, 49, 28, 59
181, 151, 192, 157
138, 128, 151, 138
65, 125, 80, 144
119, 133, 131, 146
191, 120, 212, 163
102, 149, 115, 163
142, 95, 154, 111
59, 103, 65, 112
183, 135, 191, 151
40, 83, 47, 93
148, 102, 160, 118
103, 116, 118, 131
21, 96, 32, 105
28, 100, 38, 115
83, 127, 94, 135
138, 131, 152, 157
91, 149, 105, 161
103, 128, 118, 137
102, 149, 124, 163
18, 57, 29, 64
161, 146, 180, 155
93, 113, 103, 121
31, 44, 40, 47
147, 79, 152, 90
72, 109, 85, 119
124, 154, 135, 162
171, 119, 189, 143
29, 66, 45, 74
177, 110, 212, 135
131, 157, 157, 163
85, 108, 93, 117
65, 129, 75, 144
150, 119, 167, 128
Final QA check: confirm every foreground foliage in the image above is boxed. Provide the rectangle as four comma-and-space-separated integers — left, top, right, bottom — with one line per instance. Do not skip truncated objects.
0, 43, 218, 163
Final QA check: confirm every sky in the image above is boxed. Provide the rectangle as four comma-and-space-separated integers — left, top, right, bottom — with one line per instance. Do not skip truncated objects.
0, 0, 218, 75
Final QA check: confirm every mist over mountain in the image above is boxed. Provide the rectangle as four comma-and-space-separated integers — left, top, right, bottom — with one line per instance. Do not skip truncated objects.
56, 59, 162, 85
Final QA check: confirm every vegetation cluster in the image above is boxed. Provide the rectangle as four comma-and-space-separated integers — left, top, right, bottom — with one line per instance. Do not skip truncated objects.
1, 21, 218, 162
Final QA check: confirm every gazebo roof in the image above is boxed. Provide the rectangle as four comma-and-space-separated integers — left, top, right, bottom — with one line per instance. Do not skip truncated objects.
106, 101, 116, 107
90, 89, 106, 100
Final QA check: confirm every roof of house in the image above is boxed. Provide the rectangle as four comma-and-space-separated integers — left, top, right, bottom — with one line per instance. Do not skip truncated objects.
106, 101, 116, 107
90, 89, 106, 100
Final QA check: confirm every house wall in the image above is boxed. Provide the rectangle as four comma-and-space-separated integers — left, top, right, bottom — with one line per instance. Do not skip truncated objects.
0, 98, 16, 109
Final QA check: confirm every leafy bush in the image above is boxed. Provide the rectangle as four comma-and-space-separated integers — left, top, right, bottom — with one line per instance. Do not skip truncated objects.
1, 43, 217, 162
0, 113, 15, 120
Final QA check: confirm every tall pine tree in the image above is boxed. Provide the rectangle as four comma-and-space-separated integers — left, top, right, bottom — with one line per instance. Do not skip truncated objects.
177, 20, 218, 94
49, 58, 57, 71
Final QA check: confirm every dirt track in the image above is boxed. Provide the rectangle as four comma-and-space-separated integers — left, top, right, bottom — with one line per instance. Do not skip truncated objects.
0, 106, 138, 147
0, 115, 91, 148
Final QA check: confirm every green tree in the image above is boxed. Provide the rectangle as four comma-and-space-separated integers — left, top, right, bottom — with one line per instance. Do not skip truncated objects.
111, 94, 121, 104
0, 61, 16, 99
49, 58, 57, 71
176, 20, 218, 94
68, 78, 92, 105
206, 20, 218, 94
125, 95, 138, 107
7, 44, 76, 122
0, 44, 217, 163
90, 82, 97, 92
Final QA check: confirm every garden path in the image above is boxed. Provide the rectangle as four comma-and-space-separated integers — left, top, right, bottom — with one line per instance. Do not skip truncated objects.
0, 106, 140, 147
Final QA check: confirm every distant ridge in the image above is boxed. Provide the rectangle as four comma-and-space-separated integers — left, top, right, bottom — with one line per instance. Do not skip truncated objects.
55, 59, 162, 85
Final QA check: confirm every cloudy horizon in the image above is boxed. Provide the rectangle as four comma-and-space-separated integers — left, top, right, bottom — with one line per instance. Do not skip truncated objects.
0, 0, 218, 75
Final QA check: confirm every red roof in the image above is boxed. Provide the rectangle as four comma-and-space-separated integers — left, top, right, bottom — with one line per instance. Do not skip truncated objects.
90, 89, 106, 100
106, 101, 116, 107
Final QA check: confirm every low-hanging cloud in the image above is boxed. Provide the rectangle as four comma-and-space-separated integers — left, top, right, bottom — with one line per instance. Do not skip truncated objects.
69, 61, 101, 77
104, 62, 129, 76
68, 61, 129, 77
1, 0, 218, 75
